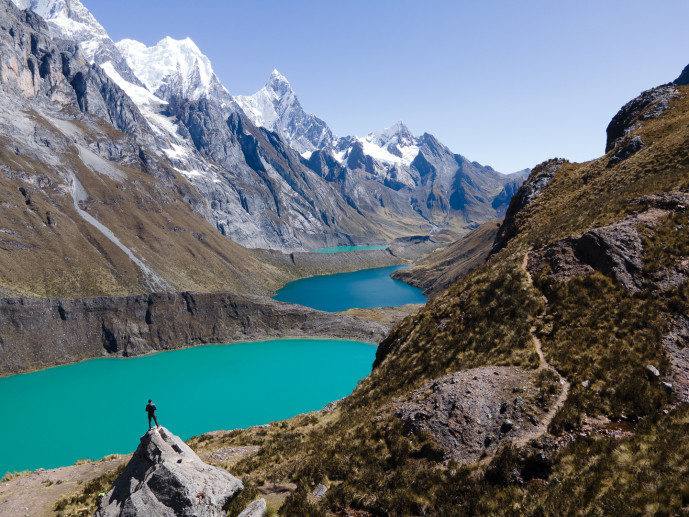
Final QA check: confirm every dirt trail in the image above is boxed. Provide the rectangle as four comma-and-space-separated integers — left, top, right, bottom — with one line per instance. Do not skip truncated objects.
514, 250, 571, 446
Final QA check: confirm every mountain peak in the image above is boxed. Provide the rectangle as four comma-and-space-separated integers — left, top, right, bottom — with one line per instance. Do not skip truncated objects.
11, 0, 108, 56
368, 121, 416, 148
265, 69, 292, 95
117, 36, 216, 100
236, 69, 334, 154
270, 68, 287, 81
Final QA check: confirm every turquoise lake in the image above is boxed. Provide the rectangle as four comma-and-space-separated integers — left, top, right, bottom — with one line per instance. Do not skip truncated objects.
309, 245, 388, 253
0, 339, 376, 475
273, 265, 427, 312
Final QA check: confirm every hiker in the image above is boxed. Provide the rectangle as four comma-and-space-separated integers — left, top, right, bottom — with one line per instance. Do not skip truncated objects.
146, 399, 159, 429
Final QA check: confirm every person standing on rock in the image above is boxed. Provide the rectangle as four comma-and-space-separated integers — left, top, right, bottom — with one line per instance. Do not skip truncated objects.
146, 399, 159, 429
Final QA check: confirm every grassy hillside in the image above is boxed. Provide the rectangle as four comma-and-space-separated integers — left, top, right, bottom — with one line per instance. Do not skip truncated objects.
391, 218, 503, 298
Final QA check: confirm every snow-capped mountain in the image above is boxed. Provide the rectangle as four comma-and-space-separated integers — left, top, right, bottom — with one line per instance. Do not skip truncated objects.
9, 0, 142, 85
116, 37, 232, 106
11, 0, 527, 250
236, 70, 335, 155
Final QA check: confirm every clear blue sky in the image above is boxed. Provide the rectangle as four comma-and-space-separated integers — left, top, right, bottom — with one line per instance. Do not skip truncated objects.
83, 0, 689, 173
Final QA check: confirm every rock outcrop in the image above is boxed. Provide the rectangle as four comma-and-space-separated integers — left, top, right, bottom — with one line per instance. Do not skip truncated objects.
528, 192, 689, 292
528, 210, 660, 292
607, 135, 644, 167
0, 291, 389, 376
605, 84, 679, 153
492, 159, 566, 254
384, 367, 560, 464
237, 498, 267, 517
95, 426, 242, 516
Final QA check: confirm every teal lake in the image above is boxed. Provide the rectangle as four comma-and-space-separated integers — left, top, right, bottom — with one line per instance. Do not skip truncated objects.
273, 265, 426, 312
308, 245, 388, 253
0, 339, 376, 475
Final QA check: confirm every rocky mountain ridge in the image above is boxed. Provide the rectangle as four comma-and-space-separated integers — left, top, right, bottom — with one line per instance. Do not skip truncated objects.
10, 0, 526, 250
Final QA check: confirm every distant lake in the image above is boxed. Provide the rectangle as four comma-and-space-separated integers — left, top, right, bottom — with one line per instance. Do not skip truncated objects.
308, 245, 388, 253
0, 339, 376, 475
273, 265, 426, 312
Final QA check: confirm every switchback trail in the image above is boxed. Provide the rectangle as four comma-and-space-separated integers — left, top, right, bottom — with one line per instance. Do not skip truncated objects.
515, 250, 571, 446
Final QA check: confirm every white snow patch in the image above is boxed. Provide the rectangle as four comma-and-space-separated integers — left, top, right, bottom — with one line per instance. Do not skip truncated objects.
332, 149, 347, 164
163, 143, 190, 161
175, 168, 204, 178
101, 61, 181, 139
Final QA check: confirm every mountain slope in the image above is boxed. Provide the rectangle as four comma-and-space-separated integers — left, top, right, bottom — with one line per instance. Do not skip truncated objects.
392, 218, 503, 297
12, 0, 527, 250
0, 0, 305, 297
237, 72, 528, 238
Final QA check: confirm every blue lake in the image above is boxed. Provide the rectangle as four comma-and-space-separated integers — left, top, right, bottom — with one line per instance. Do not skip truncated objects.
309, 245, 388, 253
0, 339, 376, 475
273, 265, 427, 312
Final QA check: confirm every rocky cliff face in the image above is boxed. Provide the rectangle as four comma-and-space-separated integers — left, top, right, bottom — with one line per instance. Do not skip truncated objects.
95, 426, 243, 517
0, 291, 389, 376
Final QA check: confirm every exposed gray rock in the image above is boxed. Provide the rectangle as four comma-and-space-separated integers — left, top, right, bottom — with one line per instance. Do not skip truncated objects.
95, 426, 243, 517
607, 135, 644, 167
386, 367, 558, 464
312, 483, 328, 498
606, 84, 679, 152
646, 364, 660, 377
237, 498, 267, 517
662, 315, 689, 403
528, 206, 669, 292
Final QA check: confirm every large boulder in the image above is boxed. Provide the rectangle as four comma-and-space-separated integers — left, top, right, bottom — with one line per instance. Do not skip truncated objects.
95, 426, 243, 517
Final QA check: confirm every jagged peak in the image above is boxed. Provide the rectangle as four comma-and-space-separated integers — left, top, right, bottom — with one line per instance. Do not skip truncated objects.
10, 0, 109, 56
270, 68, 288, 82
367, 120, 416, 148
264, 68, 293, 96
